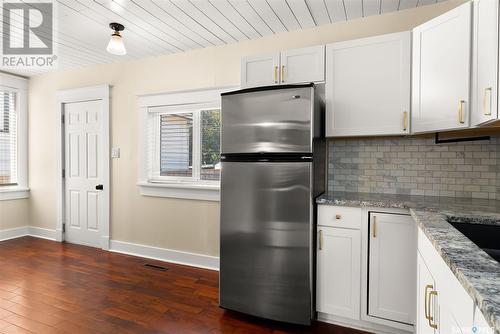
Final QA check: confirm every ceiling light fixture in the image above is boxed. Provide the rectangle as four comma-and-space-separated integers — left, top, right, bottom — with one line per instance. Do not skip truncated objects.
107, 22, 126, 56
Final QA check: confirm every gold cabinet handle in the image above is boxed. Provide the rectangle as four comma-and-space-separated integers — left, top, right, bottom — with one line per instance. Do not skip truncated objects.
483, 87, 492, 116
428, 290, 438, 329
281, 65, 285, 83
403, 111, 408, 131
335, 214, 341, 220
372, 216, 377, 238
458, 100, 466, 124
318, 230, 323, 250
424, 284, 433, 320
274, 66, 278, 84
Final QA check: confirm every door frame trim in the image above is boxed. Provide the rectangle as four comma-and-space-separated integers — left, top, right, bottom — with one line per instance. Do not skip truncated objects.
56, 84, 110, 249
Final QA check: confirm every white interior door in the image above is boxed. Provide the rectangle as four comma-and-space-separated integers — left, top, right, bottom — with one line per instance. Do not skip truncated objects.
64, 99, 106, 248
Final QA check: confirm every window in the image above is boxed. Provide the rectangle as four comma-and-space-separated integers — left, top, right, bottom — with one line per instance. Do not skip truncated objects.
156, 109, 221, 182
0, 90, 17, 186
138, 87, 234, 201
0, 73, 28, 200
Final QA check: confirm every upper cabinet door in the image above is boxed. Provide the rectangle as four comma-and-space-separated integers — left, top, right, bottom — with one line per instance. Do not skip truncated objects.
412, 2, 472, 133
241, 53, 280, 88
280, 45, 325, 84
325, 32, 411, 137
472, 0, 499, 126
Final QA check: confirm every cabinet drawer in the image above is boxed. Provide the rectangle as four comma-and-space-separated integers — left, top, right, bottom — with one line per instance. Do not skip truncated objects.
318, 205, 362, 229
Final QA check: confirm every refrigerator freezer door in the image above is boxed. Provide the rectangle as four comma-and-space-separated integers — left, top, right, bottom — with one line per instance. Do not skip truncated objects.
219, 161, 312, 325
221, 87, 314, 154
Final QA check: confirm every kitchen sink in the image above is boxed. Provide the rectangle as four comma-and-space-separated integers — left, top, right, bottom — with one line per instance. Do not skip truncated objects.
448, 221, 500, 263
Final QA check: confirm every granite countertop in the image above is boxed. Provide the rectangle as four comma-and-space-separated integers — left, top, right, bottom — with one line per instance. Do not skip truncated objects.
317, 192, 500, 333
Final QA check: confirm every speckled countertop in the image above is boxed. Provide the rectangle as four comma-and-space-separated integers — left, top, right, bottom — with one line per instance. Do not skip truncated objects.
317, 192, 500, 333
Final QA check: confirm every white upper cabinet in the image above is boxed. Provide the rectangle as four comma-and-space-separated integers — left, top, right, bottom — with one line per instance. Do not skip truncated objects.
240, 46, 325, 88
368, 212, 416, 325
325, 31, 411, 137
412, 2, 472, 133
241, 53, 280, 88
280, 45, 325, 84
472, 0, 499, 126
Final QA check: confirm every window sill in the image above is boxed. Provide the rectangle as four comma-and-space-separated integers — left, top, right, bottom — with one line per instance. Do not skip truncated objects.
0, 187, 30, 201
137, 181, 220, 201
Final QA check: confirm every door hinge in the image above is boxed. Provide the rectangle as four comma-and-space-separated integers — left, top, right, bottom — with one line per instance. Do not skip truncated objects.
62, 169, 65, 178
61, 114, 65, 124
62, 223, 66, 233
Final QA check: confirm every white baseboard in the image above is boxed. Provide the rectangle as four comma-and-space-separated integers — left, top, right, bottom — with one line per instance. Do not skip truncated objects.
0, 226, 29, 241
0, 226, 59, 242
0, 229, 219, 271
28, 226, 58, 241
109, 239, 219, 271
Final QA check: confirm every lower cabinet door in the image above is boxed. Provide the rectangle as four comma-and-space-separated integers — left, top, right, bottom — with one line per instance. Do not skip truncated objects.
317, 226, 361, 320
368, 212, 416, 325
416, 252, 437, 334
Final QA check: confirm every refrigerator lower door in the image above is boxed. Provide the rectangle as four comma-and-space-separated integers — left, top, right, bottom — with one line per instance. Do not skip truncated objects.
220, 161, 312, 325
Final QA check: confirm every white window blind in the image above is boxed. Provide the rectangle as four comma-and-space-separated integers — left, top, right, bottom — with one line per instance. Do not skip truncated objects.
0, 89, 17, 186
160, 113, 194, 178
147, 106, 221, 184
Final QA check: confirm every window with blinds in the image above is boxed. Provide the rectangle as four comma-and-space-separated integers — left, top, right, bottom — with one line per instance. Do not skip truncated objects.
160, 113, 193, 178
151, 108, 221, 183
0, 90, 17, 186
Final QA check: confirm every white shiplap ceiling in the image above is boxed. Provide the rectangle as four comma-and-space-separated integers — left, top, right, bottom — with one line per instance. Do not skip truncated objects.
3, 0, 448, 77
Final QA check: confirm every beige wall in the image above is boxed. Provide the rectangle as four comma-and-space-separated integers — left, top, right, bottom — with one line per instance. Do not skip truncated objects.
27, 1, 464, 256
0, 200, 29, 230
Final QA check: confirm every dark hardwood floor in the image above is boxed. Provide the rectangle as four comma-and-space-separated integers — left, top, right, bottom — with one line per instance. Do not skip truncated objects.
0, 237, 369, 334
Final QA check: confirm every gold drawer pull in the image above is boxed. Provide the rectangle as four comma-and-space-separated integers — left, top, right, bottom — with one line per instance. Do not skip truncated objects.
274, 66, 278, 84
424, 284, 433, 320
429, 290, 438, 329
281, 65, 285, 83
372, 216, 377, 238
403, 111, 408, 131
484, 87, 492, 116
458, 100, 466, 124
318, 230, 323, 250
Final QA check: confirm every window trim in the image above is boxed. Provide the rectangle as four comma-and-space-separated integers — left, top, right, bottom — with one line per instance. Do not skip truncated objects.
0, 73, 28, 201
138, 86, 238, 201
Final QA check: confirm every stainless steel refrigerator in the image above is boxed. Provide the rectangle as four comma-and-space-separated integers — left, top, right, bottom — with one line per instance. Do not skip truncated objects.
219, 84, 325, 325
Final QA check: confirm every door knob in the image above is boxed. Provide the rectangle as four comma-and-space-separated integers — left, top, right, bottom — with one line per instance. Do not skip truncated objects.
96, 184, 103, 190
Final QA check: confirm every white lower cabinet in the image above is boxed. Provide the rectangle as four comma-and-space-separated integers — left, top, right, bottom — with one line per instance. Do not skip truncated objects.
317, 205, 417, 333
368, 213, 416, 325
416, 227, 479, 334
416, 253, 437, 334
317, 226, 361, 320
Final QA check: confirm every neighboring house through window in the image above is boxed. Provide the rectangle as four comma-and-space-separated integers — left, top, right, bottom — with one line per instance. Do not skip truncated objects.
138, 87, 234, 201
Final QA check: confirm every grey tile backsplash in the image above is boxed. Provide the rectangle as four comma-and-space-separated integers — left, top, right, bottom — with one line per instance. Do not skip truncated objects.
328, 136, 500, 200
